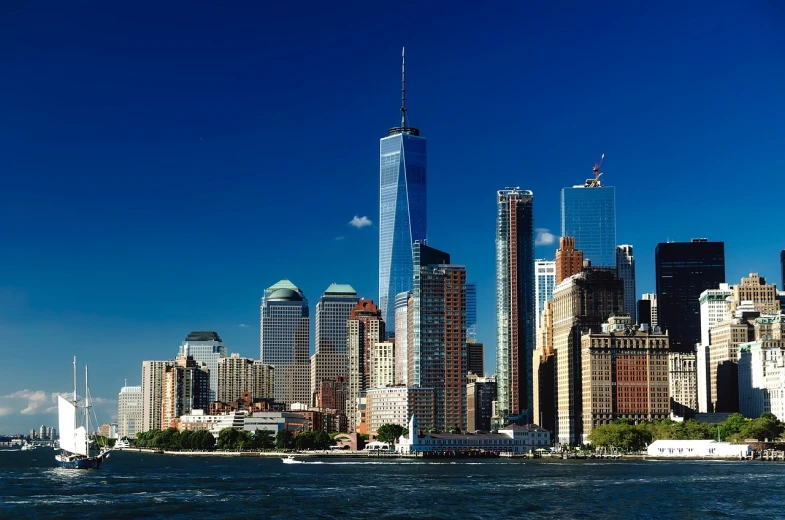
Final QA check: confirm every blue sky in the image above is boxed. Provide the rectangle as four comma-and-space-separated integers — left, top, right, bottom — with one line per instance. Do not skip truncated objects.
1, 2, 783, 433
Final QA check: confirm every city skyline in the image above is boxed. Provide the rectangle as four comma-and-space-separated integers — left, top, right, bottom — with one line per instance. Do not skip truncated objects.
2, 3, 784, 433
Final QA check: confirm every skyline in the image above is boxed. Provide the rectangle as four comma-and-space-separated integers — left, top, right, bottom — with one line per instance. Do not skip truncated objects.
2, 2, 784, 433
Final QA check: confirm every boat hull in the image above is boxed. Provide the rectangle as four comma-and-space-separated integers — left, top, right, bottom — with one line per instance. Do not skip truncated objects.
55, 453, 106, 470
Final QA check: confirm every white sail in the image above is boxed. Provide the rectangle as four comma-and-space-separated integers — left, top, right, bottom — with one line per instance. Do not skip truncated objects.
57, 395, 78, 454
73, 426, 89, 457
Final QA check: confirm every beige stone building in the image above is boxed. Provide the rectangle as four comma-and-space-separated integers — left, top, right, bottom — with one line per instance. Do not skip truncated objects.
370, 341, 395, 389
532, 301, 555, 433
161, 354, 210, 429
730, 273, 780, 314
347, 300, 385, 431
217, 354, 274, 404
141, 360, 171, 433
668, 352, 697, 417
365, 386, 435, 435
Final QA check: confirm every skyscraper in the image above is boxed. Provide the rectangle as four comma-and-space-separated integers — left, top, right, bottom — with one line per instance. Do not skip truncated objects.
555, 237, 584, 284
616, 245, 636, 322
161, 351, 210, 428
379, 48, 427, 330
217, 354, 274, 403
394, 291, 411, 385
642, 293, 658, 327
466, 340, 484, 376
346, 299, 385, 430
496, 188, 535, 422
117, 385, 142, 439
560, 162, 616, 269
466, 283, 477, 340
655, 239, 725, 352
260, 278, 310, 406
141, 360, 170, 433
535, 260, 556, 330
310, 284, 359, 403
177, 331, 227, 403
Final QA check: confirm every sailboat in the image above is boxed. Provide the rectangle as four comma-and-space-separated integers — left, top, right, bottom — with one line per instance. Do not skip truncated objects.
55, 357, 111, 469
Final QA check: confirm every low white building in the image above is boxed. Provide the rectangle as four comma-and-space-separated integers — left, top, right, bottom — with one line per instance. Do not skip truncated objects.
178, 410, 246, 436
243, 412, 309, 434
397, 415, 550, 455
738, 339, 785, 420
646, 439, 752, 458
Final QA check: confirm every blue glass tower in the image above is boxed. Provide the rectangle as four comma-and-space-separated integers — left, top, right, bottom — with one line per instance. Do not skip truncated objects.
379, 48, 427, 330
560, 163, 616, 269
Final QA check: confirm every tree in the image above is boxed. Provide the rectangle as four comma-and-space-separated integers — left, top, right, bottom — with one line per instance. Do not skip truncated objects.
276, 430, 294, 450
251, 429, 275, 450
314, 430, 331, 450
376, 424, 405, 444
218, 428, 241, 450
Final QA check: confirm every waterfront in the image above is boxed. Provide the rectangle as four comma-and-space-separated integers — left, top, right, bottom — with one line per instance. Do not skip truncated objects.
1, 450, 784, 519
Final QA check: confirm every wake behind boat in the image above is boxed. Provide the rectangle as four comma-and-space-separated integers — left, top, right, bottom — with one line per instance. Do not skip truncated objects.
55, 357, 111, 470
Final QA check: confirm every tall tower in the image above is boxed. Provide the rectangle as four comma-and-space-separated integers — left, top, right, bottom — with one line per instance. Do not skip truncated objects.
535, 260, 556, 330
346, 300, 385, 430
616, 245, 636, 322
394, 291, 411, 385
310, 284, 359, 403
560, 160, 616, 269
496, 188, 535, 422
555, 237, 584, 284
379, 48, 427, 330
655, 239, 725, 352
260, 278, 310, 406
161, 353, 210, 428
117, 385, 142, 439
141, 360, 170, 433
217, 354, 274, 403
177, 331, 227, 403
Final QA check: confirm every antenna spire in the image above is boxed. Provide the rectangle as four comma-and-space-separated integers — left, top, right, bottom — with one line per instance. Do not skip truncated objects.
401, 47, 407, 129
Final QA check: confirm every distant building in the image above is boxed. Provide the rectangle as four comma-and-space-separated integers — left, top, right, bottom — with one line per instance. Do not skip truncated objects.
217, 354, 274, 403
535, 260, 556, 330
532, 300, 555, 433
655, 239, 725, 352
260, 279, 310, 406
467, 376, 497, 432
638, 298, 652, 327
646, 439, 751, 458
347, 299, 385, 430
466, 283, 477, 340
141, 360, 171, 432
738, 338, 785, 421
467, 340, 484, 376
118, 385, 143, 439
370, 342, 395, 389
161, 352, 210, 429
365, 386, 435, 435
316, 376, 348, 416
394, 291, 411, 385
669, 352, 697, 417
555, 237, 584, 286
642, 293, 658, 327
699, 284, 733, 346
616, 245, 636, 322
177, 331, 227, 403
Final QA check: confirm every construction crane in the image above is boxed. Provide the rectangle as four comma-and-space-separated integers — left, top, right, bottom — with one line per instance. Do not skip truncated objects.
585, 153, 605, 187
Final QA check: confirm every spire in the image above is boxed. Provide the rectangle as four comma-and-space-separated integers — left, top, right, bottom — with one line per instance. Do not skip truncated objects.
401, 47, 407, 129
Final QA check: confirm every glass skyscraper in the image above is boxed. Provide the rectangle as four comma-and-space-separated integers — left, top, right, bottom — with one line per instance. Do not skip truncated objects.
560, 178, 616, 269
378, 49, 427, 330
177, 331, 227, 403
534, 260, 555, 331
496, 188, 535, 422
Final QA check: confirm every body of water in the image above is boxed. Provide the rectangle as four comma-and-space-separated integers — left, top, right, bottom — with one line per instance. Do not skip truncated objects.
1, 449, 783, 519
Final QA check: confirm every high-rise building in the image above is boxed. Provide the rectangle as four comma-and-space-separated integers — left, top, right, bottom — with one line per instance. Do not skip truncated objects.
669, 352, 697, 417
560, 163, 616, 269
379, 48, 427, 330
616, 245, 636, 322
413, 243, 468, 431
370, 341, 395, 389
466, 283, 477, 340
217, 354, 274, 403
467, 376, 497, 432
161, 351, 210, 428
555, 237, 584, 285
637, 299, 652, 327
699, 284, 733, 346
496, 188, 535, 422
655, 239, 725, 352
365, 386, 435, 434
347, 300, 385, 430
738, 338, 785, 420
580, 316, 670, 441
316, 376, 348, 415
310, 284, 359, 403
394, 291, 411, 385
535, 260, 556, 330
141, 360, 170, 433
730, 273, 780, 315
260, 278, 310, 406
532, 300, 555, 433
118, 385, 143, 439
467, 340, 484, 376
177, 331, 226, 403
642, 293, 658, 327
553, 269, 623, 446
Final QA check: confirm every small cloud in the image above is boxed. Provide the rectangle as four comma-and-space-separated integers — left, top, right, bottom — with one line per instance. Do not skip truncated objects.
0, 407, 11, 417
334, 236, 345, 241
535, 228, 557, 246
348, 215, 372, 229
3, 389, 53, 415
235, 323, 249, 328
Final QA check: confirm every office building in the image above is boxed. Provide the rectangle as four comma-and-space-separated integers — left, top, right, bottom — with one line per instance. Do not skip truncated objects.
216, 354, 274, 403
370, 341, 395, 388
466, 283, 477, 340
412, 243, 468, 431
394, 291, 411, 385
532, 300, 555, 433
553, 269, 623, 446
467, 376, 497, 432
379, 48, 427, 329
118, 385, 143, 439
555, 237, 584, 285
669, 352, 698, 417
496, 188, 535, 422
699, 284, 732, 346
177, 331, 227, 403
310, 284, 359, 403
467, 340, 484, 376
535, 260, 556, 330
316, 376, 347, 415
141, 360, 171, 433
616, 245, 636, 322
642, 293, 658, 327
347, 300, 385, 430
581, 316, 670, 441
260, 278, 310, 406
161, 351, 210, 429
738, 338, 785, 421
655, 239, 725, 352
560, 163, 616, 268
730, 273, 780, 315
365, 386, 435, 435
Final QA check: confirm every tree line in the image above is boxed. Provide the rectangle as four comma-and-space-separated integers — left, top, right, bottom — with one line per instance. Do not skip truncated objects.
134, 428, 216, 451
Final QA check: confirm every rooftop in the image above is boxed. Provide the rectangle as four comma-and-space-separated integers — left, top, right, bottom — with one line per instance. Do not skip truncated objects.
267, 278, 300, 293
185, 331, 222, 342
323, 283, 357, 296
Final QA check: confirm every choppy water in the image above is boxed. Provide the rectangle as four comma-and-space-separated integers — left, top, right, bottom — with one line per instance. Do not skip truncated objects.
1, 448, 784, 519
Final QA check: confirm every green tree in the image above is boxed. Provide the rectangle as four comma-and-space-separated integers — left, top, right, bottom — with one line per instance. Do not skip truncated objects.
295, 431, 316, 450
276, 430, 294, 450
193, 429, 215, 451
314, 430, 331, 450
218, 427, 241, 450
376, 424, 405, 444
250, 429, 275, 450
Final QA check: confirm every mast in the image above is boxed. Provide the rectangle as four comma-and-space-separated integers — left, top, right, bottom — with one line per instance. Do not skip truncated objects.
73, 356, 78, 436
85, 365, 90, 455
400, 47, 407, 129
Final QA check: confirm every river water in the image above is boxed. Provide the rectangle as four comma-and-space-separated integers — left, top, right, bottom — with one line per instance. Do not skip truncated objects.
1, 449, 783, 519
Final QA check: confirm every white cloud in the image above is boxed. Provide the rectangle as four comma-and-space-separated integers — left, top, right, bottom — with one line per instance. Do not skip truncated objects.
348, 215, 372, 229
535, 228, 557, 246
0, 407, 12, 417
235, 323, 249, 328
3, 389, 54, 415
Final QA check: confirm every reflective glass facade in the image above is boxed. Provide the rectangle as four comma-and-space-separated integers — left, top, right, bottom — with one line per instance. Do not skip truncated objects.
535, 260, 555, 331
560, 185, 616, 268
379, 131, 427, 330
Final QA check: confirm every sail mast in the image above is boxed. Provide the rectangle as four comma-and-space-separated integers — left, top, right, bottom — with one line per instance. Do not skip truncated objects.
85, 365, 90, 455
73, 356, 77, 434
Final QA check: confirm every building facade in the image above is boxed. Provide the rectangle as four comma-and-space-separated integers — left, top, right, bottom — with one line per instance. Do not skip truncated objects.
467, 340, 484, 376
655, 239, 726, 352
581, 316, 670, 442
738, 339, 785, 421
394, 291, 411, 385
555, 236, 584, 285
532, 300, 555, 433
642, 293, 658, 327
535, 260, 556, 330
118, 385, 143, 439
316, 376, 348, 415
365, 386, 435, 435
699, 284, 733, 346
560, 171, 616, 269
217, 354, 274, 404
260, 278, 310, 406
141, 360, 170, 433
467, 377, 497, 432
161, 353, 210, 429
378, 50, 427, 329
347, 299, 385, 430
496, 188, 535, 422
668, 352, 698, 417
177, 331, 227, 403
616, 245, 636, 322
370, 341, 396, 389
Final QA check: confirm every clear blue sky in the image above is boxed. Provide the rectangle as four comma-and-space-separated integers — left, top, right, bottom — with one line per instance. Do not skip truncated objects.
1, 2, 783, 434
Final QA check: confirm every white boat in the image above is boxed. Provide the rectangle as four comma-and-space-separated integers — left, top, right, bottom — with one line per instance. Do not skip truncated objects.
21, 444, 37, 451
115, 438, 131, 449
282, 455, 304, 464
55, 357, 111, 470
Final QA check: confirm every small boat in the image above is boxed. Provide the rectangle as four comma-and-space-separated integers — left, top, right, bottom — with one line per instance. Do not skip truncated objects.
21, 444, 37, 451
282, 455, 304, 464
115, 438, 131, 449
55, 357, 111, 470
